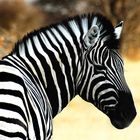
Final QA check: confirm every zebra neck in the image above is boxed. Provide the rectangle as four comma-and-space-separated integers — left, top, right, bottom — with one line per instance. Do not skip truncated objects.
9, 28, 84, 117
8, 14, 101, 116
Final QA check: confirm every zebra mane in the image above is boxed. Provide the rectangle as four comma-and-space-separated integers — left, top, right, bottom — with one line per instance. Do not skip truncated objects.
12, 13, 119, 54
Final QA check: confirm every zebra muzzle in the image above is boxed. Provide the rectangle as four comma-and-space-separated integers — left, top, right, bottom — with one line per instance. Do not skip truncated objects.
107, 92, 137, 129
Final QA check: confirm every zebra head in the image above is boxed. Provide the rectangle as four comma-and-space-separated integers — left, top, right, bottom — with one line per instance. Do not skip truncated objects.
78, 16, 136, 129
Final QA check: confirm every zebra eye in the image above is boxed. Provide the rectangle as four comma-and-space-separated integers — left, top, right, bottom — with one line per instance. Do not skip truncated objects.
84, 25, 100, 49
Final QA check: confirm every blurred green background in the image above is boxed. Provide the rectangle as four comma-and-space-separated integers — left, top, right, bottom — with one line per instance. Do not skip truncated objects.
0, 0, 139, 140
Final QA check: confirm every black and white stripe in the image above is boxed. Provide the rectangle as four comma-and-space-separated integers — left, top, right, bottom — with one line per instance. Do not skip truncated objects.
0, 13, 136, 139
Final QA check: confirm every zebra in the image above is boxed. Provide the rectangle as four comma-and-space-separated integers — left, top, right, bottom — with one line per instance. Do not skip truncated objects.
0, 13, 136, 140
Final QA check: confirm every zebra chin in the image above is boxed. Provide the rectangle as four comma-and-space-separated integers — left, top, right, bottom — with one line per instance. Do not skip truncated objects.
108, 111, 136, 129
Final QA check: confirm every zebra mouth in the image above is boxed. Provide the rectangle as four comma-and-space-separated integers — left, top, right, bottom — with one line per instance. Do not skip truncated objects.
107, 108, 136, 129
109, 112, 130, 129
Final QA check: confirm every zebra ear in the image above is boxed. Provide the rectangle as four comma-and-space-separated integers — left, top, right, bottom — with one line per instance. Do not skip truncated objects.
84, 25, 100, 49
114, 21, 124, 39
